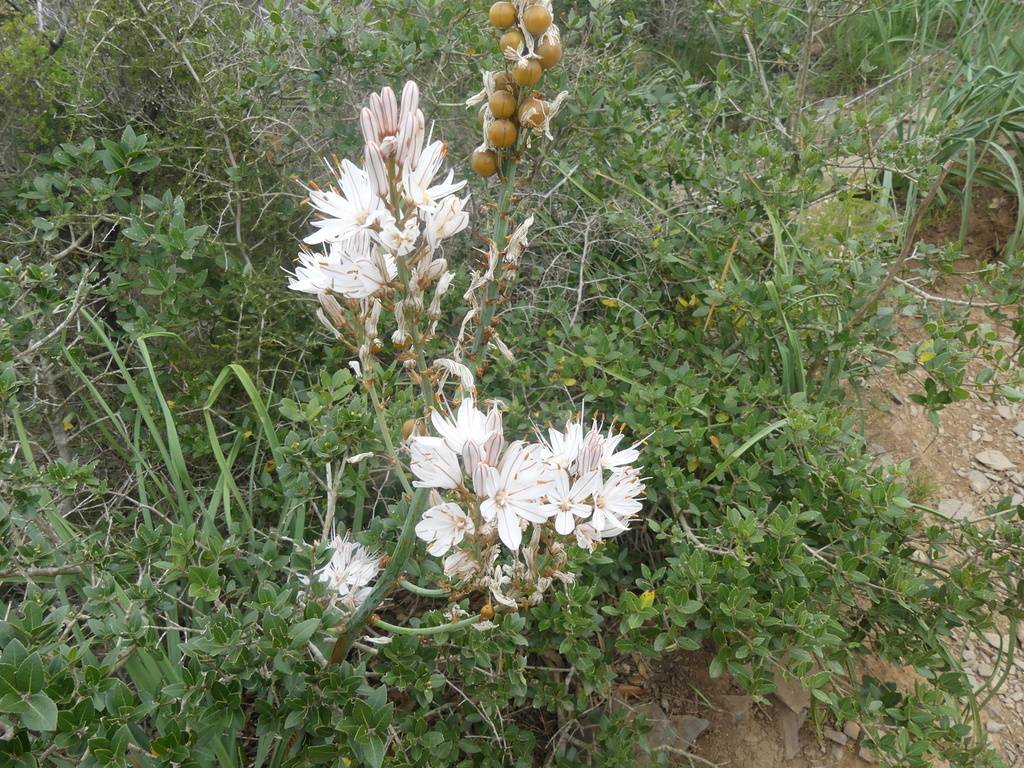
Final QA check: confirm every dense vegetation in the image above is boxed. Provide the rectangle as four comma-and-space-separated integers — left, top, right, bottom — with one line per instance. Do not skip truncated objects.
2, 0, 1024, 766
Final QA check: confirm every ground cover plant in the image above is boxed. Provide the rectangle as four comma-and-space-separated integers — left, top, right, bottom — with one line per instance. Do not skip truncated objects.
2, 0, 1024, 766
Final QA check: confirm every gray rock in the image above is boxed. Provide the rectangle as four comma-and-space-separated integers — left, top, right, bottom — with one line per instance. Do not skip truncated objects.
1014, 421, 1024, 438
843, 720, 862, 740
824, 727, 848, 746
778, 705, 806, 760
969, 430, 982, 442
718, 694, 752, 724
997, 405, 1012, 420
968, 470, 992, 494
937, 498, 976, 521
773, 669, 811, 713
672, 715, 710, 748
976, 450, 1016, 471
976, 662, 994, 678
633, 703, 710, 763
859, 745, 878, 763
986, 720, 1006, 734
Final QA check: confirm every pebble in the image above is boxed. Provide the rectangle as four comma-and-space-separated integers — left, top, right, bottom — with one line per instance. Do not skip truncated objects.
843, 720, 862, 740
987, 720, 1006, 734
968, 470, 992, 494
984, 632, 1005, 652
963, 648, 976, 662
859, 745, 878, 763
937, 498, 975, 521
997, 405, 1012, 420
1014, 421, 1024, 438
976, 662, 994, 677
975, 450, 1016, 471
824, 727, 847, 746
969, 430, 982, 442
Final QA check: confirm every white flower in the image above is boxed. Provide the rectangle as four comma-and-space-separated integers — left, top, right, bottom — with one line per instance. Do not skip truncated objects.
592, 470, 644, 535
409, 435, 464, 489
431, 397, 491, 454
540, 418, 584, 472
573, 522, 601, 551
303, 160, 393, 245
403, 140, 467, 214
541, 469, 600, 535
444, 546, 485, 581
479, 441, 551, 551
425, 194, 470, 252
304, 535, 381, 610
378, 216, 420, 256
287, 235, 397, 300
416, 497, 475, 556
600, 428, 641, 473
576, 426, 605, 476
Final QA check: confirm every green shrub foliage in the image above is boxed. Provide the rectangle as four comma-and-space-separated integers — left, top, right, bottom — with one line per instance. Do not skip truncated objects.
2, 1, 1023, 767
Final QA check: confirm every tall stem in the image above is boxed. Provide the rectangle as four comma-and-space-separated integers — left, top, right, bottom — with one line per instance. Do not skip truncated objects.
330, 487, 427, 663
470, 157, 518, 360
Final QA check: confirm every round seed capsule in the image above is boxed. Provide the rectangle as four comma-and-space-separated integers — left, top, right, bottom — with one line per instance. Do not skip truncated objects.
522, 5, 552, 35
500, 29, 524, 54
537, 40, 562, 69
489, 90, 517, 119
518, 96, 547, 129
471, 149, 500, 177
488, 119, 517, 148
489, 1, 516, 28
513, 58, 543, 86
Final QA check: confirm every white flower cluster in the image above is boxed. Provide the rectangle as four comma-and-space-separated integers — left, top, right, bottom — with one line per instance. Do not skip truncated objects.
301, 535, 382, 612
410, 396, 645, 587
287, 82, 469, 366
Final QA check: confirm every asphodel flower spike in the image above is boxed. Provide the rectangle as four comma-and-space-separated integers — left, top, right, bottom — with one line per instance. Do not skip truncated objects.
287, 81, 469, 375
461, 0, 567, 367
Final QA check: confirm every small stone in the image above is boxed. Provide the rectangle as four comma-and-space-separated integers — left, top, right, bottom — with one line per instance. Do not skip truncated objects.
984, 632, 1005, 652
997, 405, 1012, 420
976, 450, 1016, 471
986, 720, 1006, 734
968, 470, 992, 494
718, 694, 753, 724
671, 715, 710, 749
1013, 421, 1024, 438
937, 498, 976, 521
976, 662, 994, 678
773, 669, 811, 713
963, 648, 976, 662
843, 720, 862, 740
824, 727, 848, 746
910, 404, 923, 417
1012, 494, 1023, 506
778, 706, 806, 760
859, 745, 878, 764
969, 430, 982, 442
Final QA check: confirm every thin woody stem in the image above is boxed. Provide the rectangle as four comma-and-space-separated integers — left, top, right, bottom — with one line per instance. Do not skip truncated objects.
470, 154, 518, 360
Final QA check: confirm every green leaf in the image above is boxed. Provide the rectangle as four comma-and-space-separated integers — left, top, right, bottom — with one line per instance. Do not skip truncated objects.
20, 692, 58, 731
15, 654, 44, 694
288, 618, 321, 648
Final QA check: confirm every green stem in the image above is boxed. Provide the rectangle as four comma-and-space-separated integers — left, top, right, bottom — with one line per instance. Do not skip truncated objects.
470, 157, 518, 360
365, 372, 415, 497
372, 613, 481, 635
329, 487, 429, 663
399, 579, 449, 598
